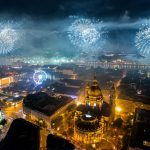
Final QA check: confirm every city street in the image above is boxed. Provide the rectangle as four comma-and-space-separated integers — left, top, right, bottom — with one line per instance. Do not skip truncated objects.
0, 102, 24, 141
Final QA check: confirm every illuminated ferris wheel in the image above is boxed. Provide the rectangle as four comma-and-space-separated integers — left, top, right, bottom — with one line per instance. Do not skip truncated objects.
33, 70, 47, 85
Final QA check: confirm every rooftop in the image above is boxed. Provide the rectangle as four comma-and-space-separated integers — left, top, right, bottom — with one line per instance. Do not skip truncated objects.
51, 82, 80, 96
23, 92, 72, 116
60, 78, 84, 87
0, 118, 40, 150
76, 101, 111, 118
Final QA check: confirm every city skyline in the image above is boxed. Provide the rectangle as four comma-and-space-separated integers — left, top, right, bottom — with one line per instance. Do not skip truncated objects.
0, 1, 150, 150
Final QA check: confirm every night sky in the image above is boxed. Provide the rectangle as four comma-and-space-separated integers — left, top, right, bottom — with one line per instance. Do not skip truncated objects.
0, 0, 150, 19
0, 0, 150, 60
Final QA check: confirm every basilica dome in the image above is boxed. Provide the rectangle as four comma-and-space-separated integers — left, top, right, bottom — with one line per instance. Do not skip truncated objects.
87, 76, 103, 98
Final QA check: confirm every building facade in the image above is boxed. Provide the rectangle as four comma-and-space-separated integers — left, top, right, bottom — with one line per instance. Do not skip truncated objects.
74, 76, 116, 144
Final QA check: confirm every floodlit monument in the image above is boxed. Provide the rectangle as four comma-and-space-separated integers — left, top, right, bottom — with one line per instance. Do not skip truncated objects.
74, 76, 116, 144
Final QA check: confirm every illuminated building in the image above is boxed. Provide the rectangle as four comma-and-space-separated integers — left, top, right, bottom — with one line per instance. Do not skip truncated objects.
85, 77, 103, 107
109, 83, 116, 121
0, 111, 5, 123
0, 76, 14, 88
3, 96, 23, 106
147, 71, 150, 78
74, 76, 116, 144
57, 69, 74, 76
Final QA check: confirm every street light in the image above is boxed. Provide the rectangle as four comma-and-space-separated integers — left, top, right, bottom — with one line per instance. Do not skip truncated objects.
115, 107, 122, 113
76, 101, 81, 106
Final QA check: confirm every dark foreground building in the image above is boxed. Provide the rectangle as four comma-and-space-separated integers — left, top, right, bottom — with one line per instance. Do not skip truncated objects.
47, 134, 75, 150
0, 118, 40, 150
23, 92, 71, 116
129, 108, 150, 150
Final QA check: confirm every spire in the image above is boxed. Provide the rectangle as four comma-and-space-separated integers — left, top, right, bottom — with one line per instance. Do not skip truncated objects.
86, 82, 90, 88
110, 83, 116, 97
111, 83, 115, 90
85, 82, 90, 96
92, 76, 98, 86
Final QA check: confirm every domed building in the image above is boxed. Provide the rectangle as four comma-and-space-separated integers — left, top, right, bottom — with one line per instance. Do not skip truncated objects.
85, 76, 103, 107
74, 76, 116, 144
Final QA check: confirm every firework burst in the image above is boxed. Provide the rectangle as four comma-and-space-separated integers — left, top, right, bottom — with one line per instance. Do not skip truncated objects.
68, 18, 106, 49
0, 22, 19, 55
135, 24, 150, 57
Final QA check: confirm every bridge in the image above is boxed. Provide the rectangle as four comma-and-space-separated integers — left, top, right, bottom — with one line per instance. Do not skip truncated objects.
76, 61, 150, 70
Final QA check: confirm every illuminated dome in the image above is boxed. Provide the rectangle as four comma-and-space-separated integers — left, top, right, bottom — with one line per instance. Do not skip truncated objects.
74, 105, 104, 144
87, 76, 103, 98
88, 86, 102, 97
75, 114, 100, 132
74, 76, 116, 146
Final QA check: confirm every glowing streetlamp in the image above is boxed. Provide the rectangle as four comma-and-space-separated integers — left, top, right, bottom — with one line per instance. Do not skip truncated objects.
115, 107, 122, 113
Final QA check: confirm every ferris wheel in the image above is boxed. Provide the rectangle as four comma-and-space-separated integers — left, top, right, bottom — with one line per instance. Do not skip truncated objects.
33, 70, 47, 85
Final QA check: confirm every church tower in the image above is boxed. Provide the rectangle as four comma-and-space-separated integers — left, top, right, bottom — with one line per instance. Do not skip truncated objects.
109, 83, 116, 121
85, 76, 103, 108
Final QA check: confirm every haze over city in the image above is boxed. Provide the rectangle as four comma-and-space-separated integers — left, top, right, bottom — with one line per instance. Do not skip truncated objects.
0, 0, 150, 61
